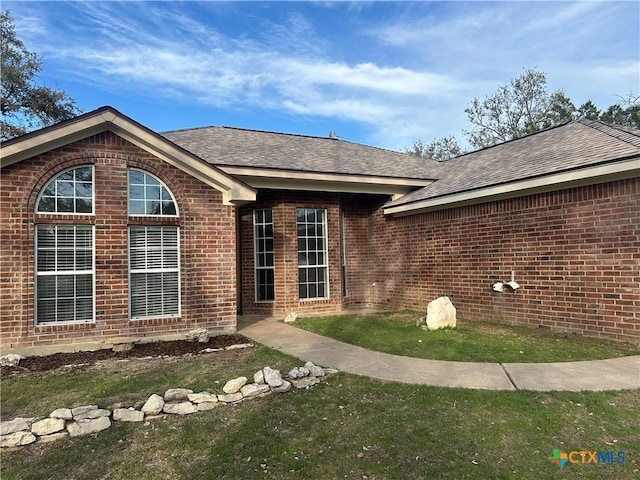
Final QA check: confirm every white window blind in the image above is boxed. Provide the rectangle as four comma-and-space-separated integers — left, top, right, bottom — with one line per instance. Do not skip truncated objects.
129, 226, 180, 319
36, 225, 94, 324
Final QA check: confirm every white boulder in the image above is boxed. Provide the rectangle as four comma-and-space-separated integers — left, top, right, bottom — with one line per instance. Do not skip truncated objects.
426, 296, 457, 330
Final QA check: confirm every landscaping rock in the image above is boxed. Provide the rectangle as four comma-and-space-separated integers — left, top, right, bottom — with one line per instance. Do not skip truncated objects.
2, 361, 332, 450
163, 402, 197, 415
50, 408, 73, 420
142, 394, 165, 415
200, 347, 223, 353
289, 366, 310, 379
305, 361, 325, 377
196, 402, 219, 412
71, 405, 98, 417
225, 343, 253, 350
31, 418, 66, 436
164, 388, 193, 402
293, 376, 319, 389
271, 380, 292, 393
263, 367, 283, 387
217, 392, 243, 403
426, 296, 457, 330
188, 392, 218, 404
1, 418, 32, 436
223, 376, 248, 394
240, 383, 270, 398
186, 328, 209, 343
74, 409, 111, 421
0, 354, 24, 367
113, 408, 144, 422
67, 417, 111, 437
38, 431, 69, 443
1, 431, 36, 448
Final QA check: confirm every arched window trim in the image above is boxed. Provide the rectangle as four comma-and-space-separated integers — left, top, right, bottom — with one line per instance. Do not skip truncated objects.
128, 168, 179, 217
35, 165, 94, 215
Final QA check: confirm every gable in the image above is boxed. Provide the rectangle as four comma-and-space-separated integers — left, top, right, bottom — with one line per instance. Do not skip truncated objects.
0, 106, 256, 206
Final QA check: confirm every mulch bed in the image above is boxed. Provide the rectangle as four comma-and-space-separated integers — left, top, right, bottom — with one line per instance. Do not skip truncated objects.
1, 334, 251, 378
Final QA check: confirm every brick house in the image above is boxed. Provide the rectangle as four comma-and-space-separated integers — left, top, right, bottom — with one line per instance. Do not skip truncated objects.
1, 106, 639, 355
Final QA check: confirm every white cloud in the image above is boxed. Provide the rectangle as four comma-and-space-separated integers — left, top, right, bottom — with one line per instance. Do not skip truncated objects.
5, 0, 638, 151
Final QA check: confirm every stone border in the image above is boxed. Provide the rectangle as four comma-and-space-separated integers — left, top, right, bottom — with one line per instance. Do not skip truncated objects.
1, 361, 337, 449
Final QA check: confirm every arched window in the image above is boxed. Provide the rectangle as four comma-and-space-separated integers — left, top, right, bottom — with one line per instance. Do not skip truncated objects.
35, 166, 95, 325
128, 169, 177, 216
128, 169, 180, 319
36, 166, 93, 214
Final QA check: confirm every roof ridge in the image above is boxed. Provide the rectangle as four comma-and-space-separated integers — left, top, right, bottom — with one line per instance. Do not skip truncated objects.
447, 120, 574, 161
578, 118, 640, 148
161, 125, 221, 135
164, 124, 422, 157
162, 124, 339, 141
221, 125, 339, 141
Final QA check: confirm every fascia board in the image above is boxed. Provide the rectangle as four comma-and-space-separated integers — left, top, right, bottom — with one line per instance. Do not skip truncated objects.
108, 117, 255, 205
384, 158, 640, 217
1, 110, 256, 206
1, 112, 114, 167
229, 174, 433, 196
221, 166, 433, 195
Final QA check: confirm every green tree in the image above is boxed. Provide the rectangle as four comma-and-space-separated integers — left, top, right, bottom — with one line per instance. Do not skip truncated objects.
1, 10, 81, 141
463, 68, 576, 149
405, 135, 463, 161
577, 100, 600, 120
406, 69, 638, 160
599, 93, 639, 128
543, 91, 577, 128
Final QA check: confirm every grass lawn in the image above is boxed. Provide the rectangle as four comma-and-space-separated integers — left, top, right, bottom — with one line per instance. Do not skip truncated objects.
293, 311, 640, 363
2, 345, 639, 479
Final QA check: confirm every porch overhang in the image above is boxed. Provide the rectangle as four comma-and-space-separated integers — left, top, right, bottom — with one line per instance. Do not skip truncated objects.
220, 165, 434, 197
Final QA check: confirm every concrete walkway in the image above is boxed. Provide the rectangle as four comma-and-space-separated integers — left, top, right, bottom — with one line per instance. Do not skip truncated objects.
238, 316, 640, 392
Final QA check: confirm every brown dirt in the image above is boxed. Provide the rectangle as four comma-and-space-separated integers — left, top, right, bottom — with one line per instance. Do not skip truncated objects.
1, 334, 251, 379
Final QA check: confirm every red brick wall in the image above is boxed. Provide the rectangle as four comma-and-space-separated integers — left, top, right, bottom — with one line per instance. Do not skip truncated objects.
239, 192, 383, 315
1, 132, 237, 353
367, 178, 640, 342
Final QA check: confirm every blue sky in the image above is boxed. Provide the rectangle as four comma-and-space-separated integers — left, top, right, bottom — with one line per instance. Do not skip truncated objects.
6, 1, 639, 151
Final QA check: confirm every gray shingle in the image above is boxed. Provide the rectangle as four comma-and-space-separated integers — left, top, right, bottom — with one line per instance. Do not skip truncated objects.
387, 120, 640, 207
162, 126, 438, 180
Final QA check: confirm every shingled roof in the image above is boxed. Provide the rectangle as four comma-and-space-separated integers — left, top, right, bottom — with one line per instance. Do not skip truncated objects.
385, 119, 640, 213
162, 126, 438, 181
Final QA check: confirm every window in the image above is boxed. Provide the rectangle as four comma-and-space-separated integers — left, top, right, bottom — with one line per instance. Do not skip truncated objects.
128, 169, 177, 216
36, 166, 93, 214
297, 208, 328, 300
128, 168, 180, 319
254, 209, 275, 302
35, 225, 94, 324
129, 226, 180, 319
